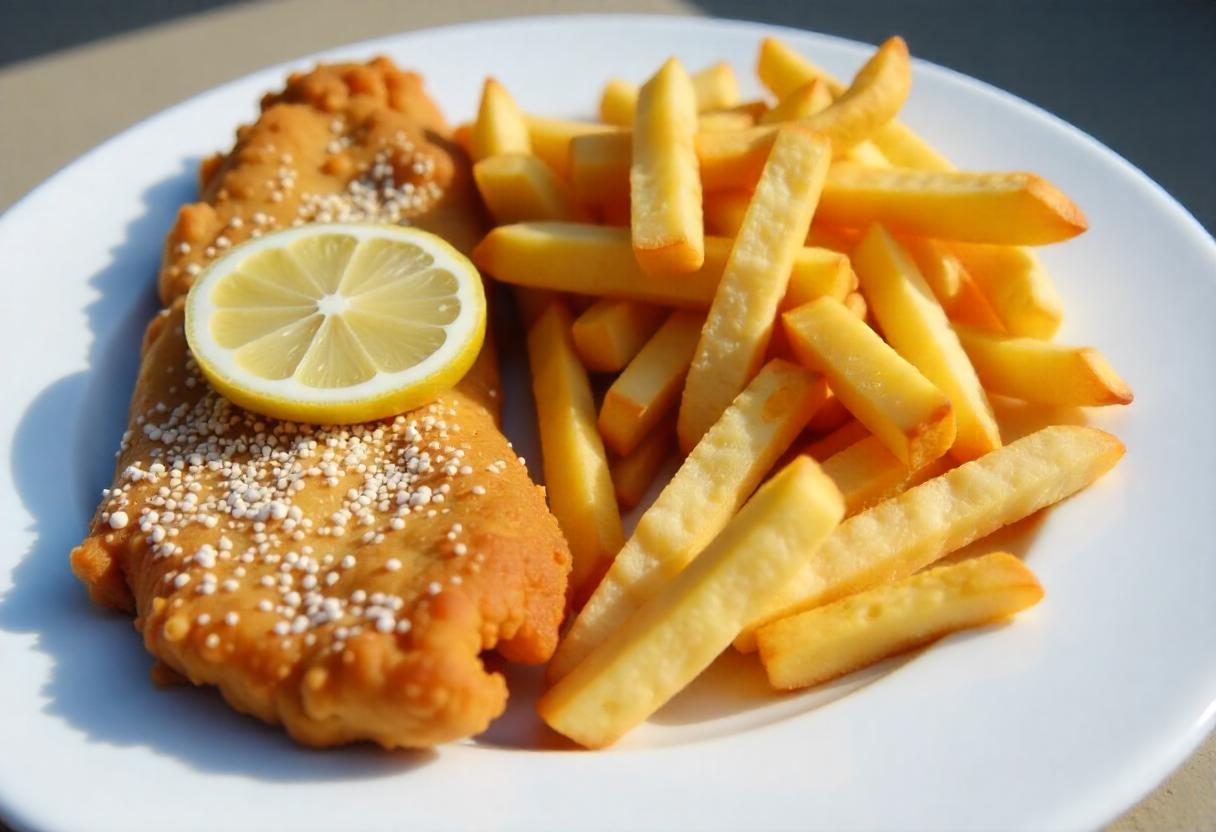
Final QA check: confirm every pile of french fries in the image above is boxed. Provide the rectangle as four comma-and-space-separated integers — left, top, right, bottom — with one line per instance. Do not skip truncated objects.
461, 35, 1132, 749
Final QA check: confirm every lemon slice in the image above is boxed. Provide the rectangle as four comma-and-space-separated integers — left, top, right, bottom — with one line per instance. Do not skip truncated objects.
185, 224, 486, 424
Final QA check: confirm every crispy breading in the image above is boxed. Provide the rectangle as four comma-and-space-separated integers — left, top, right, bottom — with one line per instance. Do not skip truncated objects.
70, 58, 571, 749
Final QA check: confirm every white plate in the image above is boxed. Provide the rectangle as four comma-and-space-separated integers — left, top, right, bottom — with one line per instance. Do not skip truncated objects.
1, 14, 1214, 832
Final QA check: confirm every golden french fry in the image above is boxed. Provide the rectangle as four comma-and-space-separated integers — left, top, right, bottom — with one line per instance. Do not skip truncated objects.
696, 126, 776, 193
470, 78, 531, 161
697, 110, 756, 132
821, 434, 953, 516
759, 79, 833, 124
600, 78, 638, 126
869, 119, 955, 172
631, 58, 704, 275
954, 325, 1133, 406
702, 190, 751, 237
549, 360, 827, 682
570, 131, 632, 206
949, 271, 1006, 331
899, 236, 963, 308
804, 419, 869, 461
806, 224, 862, 255
950, 242, 1065, 338
819, 164, 1088, 245
571, 299, 666, 373
525, 115, 620, 179
679, 127, 832, 450
737, 424, 1124, 649
843, 291, 868, 320
844, 140, 892, 167
598, 310, 704, 455
799, 36, 911, 152
472, 154, 584, 224
853, 226, 1001, 461
757, 552, 1043, 689
472, 222, 849, 309
528, 304, 624, 600
757, 36, 845, 98
783, 297, 955, 468
610, 419, 675, 510
691, 61, 741, 111
540, 455, 844, 748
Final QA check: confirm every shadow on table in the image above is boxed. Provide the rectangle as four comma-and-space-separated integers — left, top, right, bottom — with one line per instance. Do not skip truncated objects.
0, 162, 431, 782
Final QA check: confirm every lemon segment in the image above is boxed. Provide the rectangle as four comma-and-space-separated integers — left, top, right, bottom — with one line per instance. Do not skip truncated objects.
185, 224, 486, 424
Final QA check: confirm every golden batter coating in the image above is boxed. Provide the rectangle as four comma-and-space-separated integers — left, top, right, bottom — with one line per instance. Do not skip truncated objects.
70, 58, 571, 749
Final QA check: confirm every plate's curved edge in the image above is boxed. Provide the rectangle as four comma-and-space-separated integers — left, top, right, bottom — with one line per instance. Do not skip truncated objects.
1, 14, 1215, 832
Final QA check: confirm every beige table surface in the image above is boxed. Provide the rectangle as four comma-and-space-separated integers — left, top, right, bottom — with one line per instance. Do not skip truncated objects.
0, 1, 1211, 829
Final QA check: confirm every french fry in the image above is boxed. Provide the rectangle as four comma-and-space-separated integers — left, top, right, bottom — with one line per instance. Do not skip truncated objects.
540, 455, 843, 748
599, 78, 638, 126
950, 242, 1065, 338
757, 552, 1043, 690
803, 419, 869, 461
844, 140, 893, 167
631, 58, 704, 275
472, 223, 850, 309
821, 434, 952, 515
525, 115, 620, 179
759, 79, 833, 124
737, 424, 1125, 649
696, 126, 776, 193
853, 226, 1001, 461
949, 271, 1006, 331
783, 297, 955, 468
869, 119, 955, 172
818, 164, 1088, 245
570, 131, 632, 206
549, 360, 827, 681
954, 325, 1133, 406
757, 36, 845, 98
691, 61, 741, 111
472, 154, 584, 224
599, 63, 743, 127
799, 36, 911, 152
470, 78, 531, 161
702, 190, 752, 237
598, 310, 704, 455
610, 419, 675, 510
697, 110, 756, 133
527, 304, 624, 600
679, 127, 831, 450
719, 99, 771, 121
806, 223, 862, 255
844, 291, 868, 320
571, 299, 666, 373
899, 236, 963, 309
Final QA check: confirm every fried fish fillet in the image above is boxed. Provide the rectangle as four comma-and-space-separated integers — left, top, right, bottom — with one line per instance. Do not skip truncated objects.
70, 58, 572, 748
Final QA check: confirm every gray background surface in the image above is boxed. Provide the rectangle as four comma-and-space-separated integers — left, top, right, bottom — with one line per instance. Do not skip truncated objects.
0, 2, 1212, 830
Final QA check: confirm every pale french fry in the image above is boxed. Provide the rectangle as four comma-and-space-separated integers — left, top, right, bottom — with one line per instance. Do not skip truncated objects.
853, 226, 1001, 461
691, 61, 741, 111
472, 154, 584, 224
950, 242, 1065, 338
783, 297, 955, 468
818, 164, 1088, 245
549, 360, 828, 681
600, 78, 638, 126
540, 455, 843, 748
758, 552, 1043, 689
799, 36, 911, 151
804, 419, 869, 461
601, 63, 743, 127
954, 325, 1133, 406
525, 115, 620, 179
697, 110, 756, 132
843, 291, 868, 319
470, 78, 531, 161
598, 310, 704, 455
844, 141, 893, 167
631, 58, 704, 275
528, 304, 625, 600
571, 299, 666, 373
757, 36, 846, 98
472, 222, 850, 309
610, 419, 675, 510
821, 434, 953, 515
869, 119, 955, 172
759, 79, 833, 124
737, 424, 1125, 649
679, 127, 831, 450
